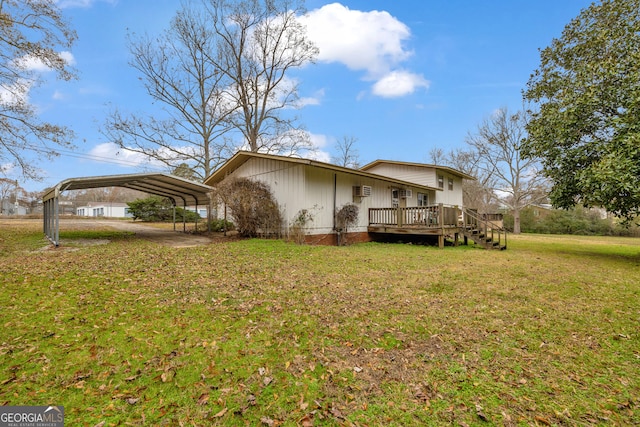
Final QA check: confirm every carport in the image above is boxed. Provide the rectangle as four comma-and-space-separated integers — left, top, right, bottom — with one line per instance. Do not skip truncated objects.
42, 173, 213, 246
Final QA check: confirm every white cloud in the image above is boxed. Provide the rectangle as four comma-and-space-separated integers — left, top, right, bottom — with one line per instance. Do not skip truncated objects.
297, 88, 325, 107
301, 3, 411, 77
88, 142, 202, 169
302, 133, 331, 163
52, 90, 66, 100
300, 3, 428, 98
0, 79, 32, 106
1, 163, 16, 175
372, 70, 430, 98
58, 51, 77, 67
11, 51, 76, 73
88, 142, 159, 168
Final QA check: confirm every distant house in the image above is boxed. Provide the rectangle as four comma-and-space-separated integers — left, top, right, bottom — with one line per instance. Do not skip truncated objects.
203, 151, 508, 248
0, 199, 28, 216
76, 202, 133, 218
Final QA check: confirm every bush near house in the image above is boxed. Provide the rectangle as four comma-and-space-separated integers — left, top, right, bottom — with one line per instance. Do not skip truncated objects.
214, 177, 282, 237
127, 196, 200, 222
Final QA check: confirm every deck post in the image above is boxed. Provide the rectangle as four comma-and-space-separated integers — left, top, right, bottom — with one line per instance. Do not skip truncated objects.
438, 234, 444, 249
397, 206, 403, 227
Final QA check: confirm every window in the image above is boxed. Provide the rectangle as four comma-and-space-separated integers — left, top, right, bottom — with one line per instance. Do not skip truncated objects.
437, 175, 444, 189
448, 178, 454, 191
417, 193, 429, 207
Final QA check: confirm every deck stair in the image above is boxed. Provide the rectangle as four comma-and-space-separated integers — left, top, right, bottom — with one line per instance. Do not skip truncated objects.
460, 208, 507, 250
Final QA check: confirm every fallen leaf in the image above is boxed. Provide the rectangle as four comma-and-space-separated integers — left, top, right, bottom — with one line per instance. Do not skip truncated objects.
261, 416, 274, 426
535, 416, 551, 425
126, 397, 139, 405
197, 393, 209, 405
299, 414, 313, 427
213, 407, 228, 418
263, 376, 273, 386
475, 403, 489, 422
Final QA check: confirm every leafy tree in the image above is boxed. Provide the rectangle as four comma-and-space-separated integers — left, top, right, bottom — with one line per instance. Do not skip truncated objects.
523, 0, 640, 222
0, 0, 77, 179
127, 195, 200, 222
172, 163, 199, 181
465, 108, 548, 233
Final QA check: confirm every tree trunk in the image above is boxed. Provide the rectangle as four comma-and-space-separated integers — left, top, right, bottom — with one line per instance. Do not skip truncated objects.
512, 208, 521, 234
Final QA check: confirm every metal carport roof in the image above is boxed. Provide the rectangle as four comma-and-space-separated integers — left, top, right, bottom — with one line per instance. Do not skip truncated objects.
42, 173, 213, 246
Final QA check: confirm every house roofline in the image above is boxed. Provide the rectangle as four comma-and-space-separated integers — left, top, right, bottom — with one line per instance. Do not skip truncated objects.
359, 159, 476, 180
204, 151, 441, 191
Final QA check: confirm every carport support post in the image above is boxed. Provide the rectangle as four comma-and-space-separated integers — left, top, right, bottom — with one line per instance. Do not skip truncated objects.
173, 205, 176, 231
183, 201, 186, 232
54, 196, 59, 246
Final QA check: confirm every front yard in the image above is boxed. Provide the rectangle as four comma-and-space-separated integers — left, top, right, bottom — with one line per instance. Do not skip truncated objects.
1, 220, 638, 425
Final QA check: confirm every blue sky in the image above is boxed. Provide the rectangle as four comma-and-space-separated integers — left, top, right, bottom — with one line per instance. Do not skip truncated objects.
10, 0, 594, 192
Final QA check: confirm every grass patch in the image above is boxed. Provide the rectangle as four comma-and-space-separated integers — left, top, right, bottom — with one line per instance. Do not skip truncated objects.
1, 221, 639, 425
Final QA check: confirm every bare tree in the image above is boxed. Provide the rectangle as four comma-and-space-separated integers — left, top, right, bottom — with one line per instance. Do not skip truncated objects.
207, 0, 318, 153
429, 147, 498, 213
427, 147, 446, 165
447, 148, 500, 214
466, 107, 548, 233
0, 0, 77, 180
104, 0, 318, 180
102, 4, 234, 182
0, 178, 15, 214
331, 135, 360, 168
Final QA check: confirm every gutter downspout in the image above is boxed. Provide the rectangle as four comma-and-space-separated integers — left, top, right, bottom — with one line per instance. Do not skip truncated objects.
333, 173, 339, 246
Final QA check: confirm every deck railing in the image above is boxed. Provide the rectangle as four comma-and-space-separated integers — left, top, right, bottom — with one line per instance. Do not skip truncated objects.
368, 204, 460, 228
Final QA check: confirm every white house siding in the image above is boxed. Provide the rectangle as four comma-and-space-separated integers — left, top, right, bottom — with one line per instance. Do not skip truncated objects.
364, 163, 463, 207
225, 157, 306, 227
303, 167, 390, 234
364, 164, 438, 187
76, 204, 131, 218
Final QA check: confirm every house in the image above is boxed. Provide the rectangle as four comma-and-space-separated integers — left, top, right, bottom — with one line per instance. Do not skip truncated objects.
204, 151, 506, 248
359, 159, 471, 207
76, 202, 133, 218
0, 199, 28, 216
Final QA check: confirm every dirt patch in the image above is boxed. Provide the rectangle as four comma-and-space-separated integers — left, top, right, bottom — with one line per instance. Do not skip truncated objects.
59, 219, 219, 248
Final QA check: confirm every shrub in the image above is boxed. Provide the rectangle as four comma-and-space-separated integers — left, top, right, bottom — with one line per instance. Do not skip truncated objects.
208, 218, 234, 232
127, 196, 201, 222
290, 208, 314, 244
504, 205, 614, 235
215, 177, 283, 237
335, 203, 359, 245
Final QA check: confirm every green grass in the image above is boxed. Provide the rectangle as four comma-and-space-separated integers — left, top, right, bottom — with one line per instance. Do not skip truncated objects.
1, 221, 639, 426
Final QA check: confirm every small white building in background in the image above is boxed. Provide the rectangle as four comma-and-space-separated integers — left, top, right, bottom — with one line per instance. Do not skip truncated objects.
76, 202, 133, 218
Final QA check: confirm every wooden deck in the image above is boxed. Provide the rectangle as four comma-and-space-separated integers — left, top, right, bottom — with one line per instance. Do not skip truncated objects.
368, 205, 507, 249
